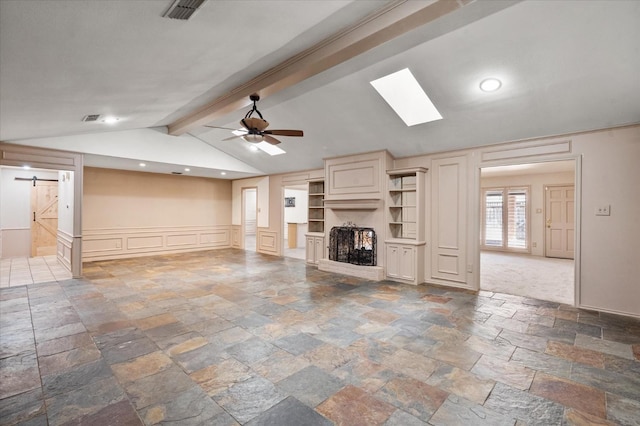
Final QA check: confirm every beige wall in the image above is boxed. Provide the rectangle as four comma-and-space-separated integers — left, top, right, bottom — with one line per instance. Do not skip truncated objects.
393, 125, 639, 317
83, 167, 232, 261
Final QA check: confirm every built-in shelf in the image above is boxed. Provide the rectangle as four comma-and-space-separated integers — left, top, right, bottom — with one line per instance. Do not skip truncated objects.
307, 179, 325, 234
385, 167, 427, 285
387, 169, 424, 240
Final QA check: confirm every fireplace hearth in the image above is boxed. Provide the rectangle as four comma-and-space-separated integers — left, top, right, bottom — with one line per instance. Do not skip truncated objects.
329, 224, 376, 266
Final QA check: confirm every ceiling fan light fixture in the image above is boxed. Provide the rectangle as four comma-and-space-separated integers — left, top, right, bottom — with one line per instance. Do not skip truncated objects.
242, 134, 264, 143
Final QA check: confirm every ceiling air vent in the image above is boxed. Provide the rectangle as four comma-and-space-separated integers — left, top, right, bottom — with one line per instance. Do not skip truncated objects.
163, 0, 207, 20
82, 114, 101, 122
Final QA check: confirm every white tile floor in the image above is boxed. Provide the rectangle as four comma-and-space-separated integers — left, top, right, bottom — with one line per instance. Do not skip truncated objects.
0, 255, 72, 288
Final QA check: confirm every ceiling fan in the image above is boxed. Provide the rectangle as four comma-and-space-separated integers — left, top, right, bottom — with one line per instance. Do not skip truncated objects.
204, 94, 303, 145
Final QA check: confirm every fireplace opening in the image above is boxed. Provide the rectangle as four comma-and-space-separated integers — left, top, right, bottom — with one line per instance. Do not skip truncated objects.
329, 225, 376, 266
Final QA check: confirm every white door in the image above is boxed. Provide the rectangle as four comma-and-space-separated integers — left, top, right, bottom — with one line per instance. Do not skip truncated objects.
545, 185, 574, 259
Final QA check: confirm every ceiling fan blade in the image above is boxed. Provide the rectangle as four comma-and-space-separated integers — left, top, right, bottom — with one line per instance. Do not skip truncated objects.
222, 134, 243, 141
263, 135, 281, 145
264, 129, 303, 137
203, 125, 238, 131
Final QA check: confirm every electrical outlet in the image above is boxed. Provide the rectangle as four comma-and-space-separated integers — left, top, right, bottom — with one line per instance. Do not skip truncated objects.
532, 242, 537, 248
595, 205, 610, 216
467, 264, 473, 273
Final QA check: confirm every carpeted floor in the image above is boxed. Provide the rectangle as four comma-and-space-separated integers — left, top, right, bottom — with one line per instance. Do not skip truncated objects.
481, 251, 574, 305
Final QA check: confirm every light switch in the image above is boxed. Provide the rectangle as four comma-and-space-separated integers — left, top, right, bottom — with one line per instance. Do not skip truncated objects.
595, 205, 610, 216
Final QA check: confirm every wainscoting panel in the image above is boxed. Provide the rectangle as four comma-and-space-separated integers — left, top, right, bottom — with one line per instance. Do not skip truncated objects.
167, 234, 198, 247
83, 226, 231, 261
56, 230, 73, 272
231, 226, 241, 248
127, 236, 163, 250
257, 229, 278, 254
201, 230, 229, 247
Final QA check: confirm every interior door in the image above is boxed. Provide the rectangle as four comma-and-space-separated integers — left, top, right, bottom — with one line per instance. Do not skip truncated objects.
31, 181, 58, 256
545, 185, 574, 259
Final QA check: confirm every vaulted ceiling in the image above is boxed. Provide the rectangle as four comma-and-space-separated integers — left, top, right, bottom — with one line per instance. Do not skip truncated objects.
1, 0, 639, 179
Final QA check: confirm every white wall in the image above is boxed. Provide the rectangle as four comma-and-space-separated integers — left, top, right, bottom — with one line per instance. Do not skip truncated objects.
481, 170, 574, 256
284, 188, 308, 224
574, 127, 640, 316
0, 167, 58, 258
57, 171, 74, 236
232, 176, 269, 227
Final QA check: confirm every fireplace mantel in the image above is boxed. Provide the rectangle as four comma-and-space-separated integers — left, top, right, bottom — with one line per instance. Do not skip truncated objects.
323, 199, 382, 210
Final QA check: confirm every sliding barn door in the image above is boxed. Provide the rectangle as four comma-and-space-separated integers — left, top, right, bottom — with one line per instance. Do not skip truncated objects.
31, 181, 58, 256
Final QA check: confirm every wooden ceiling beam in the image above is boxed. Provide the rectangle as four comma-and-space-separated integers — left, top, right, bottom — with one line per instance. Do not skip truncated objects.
168, 0, 473, 136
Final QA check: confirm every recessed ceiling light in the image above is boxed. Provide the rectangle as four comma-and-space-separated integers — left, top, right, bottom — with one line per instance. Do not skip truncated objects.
184, 168, 190, 172
370, 68, 442, 126
249, 145, 259, 152
220, 172, 227, 175
139, 163, 146, 167
23, 165, 31, 170
480, 78, 502, 92
102, 116, 120, 124
256, 141, 285, 156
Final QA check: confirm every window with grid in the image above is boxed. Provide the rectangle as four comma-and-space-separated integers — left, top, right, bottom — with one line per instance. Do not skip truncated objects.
482, 187, 529, 251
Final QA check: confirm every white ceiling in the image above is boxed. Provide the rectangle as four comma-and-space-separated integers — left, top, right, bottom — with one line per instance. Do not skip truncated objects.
1, 0, 639, 179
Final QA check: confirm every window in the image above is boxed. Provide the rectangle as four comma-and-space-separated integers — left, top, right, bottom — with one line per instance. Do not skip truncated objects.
482, 187, 529, 251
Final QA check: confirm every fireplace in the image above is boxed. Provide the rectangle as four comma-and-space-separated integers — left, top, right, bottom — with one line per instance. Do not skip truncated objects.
329, 225, 376, 266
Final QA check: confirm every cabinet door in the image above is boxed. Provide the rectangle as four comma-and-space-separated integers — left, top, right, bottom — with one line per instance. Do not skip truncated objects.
386, 244, 399, 278
306, 236, 316, 264
314, 237, 324, 263
400, 245, 415, 281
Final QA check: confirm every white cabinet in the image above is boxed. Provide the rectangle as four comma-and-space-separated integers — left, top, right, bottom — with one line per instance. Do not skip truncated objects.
306, 235, 324, 265
386, 243, 422, 284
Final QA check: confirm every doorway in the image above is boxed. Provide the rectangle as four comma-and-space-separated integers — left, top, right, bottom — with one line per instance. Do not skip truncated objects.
282, 185, 308, 260
479, 160, 576, 304
0, 166, 73, 287
243, 188, 257, 252
31, 180, 58, 256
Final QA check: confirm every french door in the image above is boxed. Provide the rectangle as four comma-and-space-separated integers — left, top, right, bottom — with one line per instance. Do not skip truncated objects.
482, 187, 529, 252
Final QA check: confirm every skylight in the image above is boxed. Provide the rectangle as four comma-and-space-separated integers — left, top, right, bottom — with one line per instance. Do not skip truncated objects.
370, 68, 442, 126
255, 142, 285, 156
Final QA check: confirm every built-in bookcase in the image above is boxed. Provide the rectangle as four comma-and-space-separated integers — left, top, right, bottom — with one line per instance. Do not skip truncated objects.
307, 179, 325, 233
387, 169, 426, 240
385, 167, 427, 285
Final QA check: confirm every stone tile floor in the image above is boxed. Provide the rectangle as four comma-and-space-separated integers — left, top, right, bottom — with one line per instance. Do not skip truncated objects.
1, 249, 639, 425
1, 256, 72, 288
